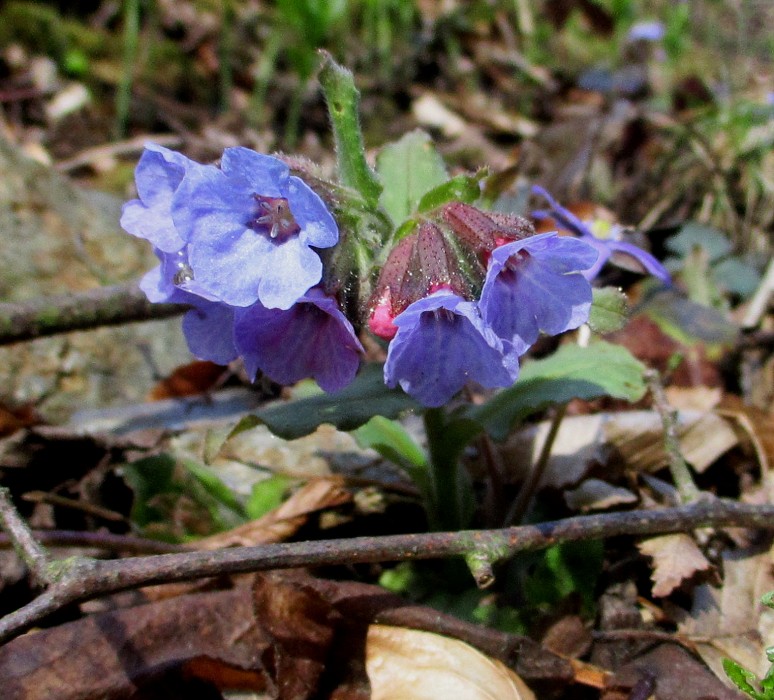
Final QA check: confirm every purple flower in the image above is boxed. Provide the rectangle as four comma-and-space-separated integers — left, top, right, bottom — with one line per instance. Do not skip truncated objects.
479, 233, 598, 355
140, 251, 238, 366
627, 21, 665, 42
531, 186, 671, 285
234, 288, 363, 392
384, 291, 518, 407
172, 148, 338, 309
120, 143, 197, 254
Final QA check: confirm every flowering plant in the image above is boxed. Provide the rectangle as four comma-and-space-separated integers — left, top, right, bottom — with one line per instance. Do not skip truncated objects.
122, 56, 657, 529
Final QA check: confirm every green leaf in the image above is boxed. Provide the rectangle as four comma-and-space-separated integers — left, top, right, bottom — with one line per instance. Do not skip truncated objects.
667, 222, 732, 262
466, 341, 647, 441
588, 287, 629, 334
376, 129, 448, 224
643, 289, 739, 347
354, 415, 427, 472
232, 363, 419, 441
723, 659, 768, 699
417, 171, 485, 213
182, 459, 247, 519
246, 475, 292, 519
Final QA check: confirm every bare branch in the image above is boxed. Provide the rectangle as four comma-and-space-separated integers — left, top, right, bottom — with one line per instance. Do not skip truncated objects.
0, 283, 186, 346
1, 498, 773, 645
0, 487, 52, 585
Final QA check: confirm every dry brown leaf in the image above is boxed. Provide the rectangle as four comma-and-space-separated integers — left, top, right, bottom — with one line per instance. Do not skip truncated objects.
676, 547, 774, 681
366, 625, 536, 700
638, 533, 711, 597
198, 477, 351, 549
564, 478, 638, 512
0, 589, 270, 700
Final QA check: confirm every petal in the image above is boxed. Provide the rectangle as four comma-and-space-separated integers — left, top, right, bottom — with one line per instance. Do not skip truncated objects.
531, 186, 595, 239
134, 144, 192, 207
182, 301, 238, 365
255, 238, 323, 310
172, 164, 255, 244
234, 294, 362, 392
606, 240, 672, 285
285, 176, 339, 249
120, 199, 185, 253
220, 148, 287, 196
384, 292, 515, 407
188, 230, 274, 307
481, 238, 594, 350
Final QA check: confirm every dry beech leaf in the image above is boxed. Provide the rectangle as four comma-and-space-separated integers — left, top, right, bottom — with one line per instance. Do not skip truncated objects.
676, 547, 774, 681
198, 477, 351, 549
564, 478, 638, 512
366, 625, 536, 700
638, 533, 711, 597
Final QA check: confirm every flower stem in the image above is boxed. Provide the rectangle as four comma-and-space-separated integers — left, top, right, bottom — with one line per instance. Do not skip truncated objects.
318, 51, 382, 207
424, 407, 472, 531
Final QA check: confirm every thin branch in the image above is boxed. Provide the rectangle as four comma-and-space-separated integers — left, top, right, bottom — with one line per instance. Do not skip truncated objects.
0, 530, 186, 555
645, 369, 701, 503
505, 404, 567, 526
0, 487, 52, 585
0, 283, 187, 346
1, 498, 773, 645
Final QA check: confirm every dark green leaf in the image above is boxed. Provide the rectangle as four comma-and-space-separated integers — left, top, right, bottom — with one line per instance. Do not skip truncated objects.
466, 341, 647, 441
232, 363, 419, 441
643, 289, 739, 346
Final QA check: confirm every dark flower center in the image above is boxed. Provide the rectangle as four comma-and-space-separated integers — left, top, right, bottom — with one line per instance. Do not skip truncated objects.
247, 195, 300, 241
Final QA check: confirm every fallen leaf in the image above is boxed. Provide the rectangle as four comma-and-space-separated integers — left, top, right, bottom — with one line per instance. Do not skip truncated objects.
366, 625, 536, 700
197, 477, 351, 549
564, 478, 638, 512
0, 589, 270, 700
603, 644, 743, 700
638, 533, 712, 597
148, 361, 228, 400
675, 547, 774, 681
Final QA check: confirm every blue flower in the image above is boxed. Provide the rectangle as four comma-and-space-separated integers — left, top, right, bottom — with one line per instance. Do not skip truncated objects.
531, 186, 672, 285
120, 143, 197, 254
172, 147, 338, 309
234, 288, 363, 392
384, 291, 517, 407
140, 251, 238, 366
479, 233, 598, 355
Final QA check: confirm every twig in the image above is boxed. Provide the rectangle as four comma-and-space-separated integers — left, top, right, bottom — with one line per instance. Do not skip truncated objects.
505, 404, 567, 526
0, 530, 186, 555
0, 487, 52, 586
1, 498, 772, 645
644, 369, 702, 503
0, 283, 187, 346
55, 134, 182, 173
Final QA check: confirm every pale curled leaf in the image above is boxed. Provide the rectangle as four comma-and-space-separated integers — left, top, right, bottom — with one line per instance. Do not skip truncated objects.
366, 625, 535, 700
638, 533, 711, 597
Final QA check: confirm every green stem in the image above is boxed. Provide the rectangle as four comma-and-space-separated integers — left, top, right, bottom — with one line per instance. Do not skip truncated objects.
424, 407, 471, 531
318, 51, 382, 207
115, 0, 140, 138
218, 0, 235, 112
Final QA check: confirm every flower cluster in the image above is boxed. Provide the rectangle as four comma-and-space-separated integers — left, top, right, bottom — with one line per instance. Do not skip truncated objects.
121, 143, 363, 392
123, 145, 614, 407
372, 204, 599, 406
